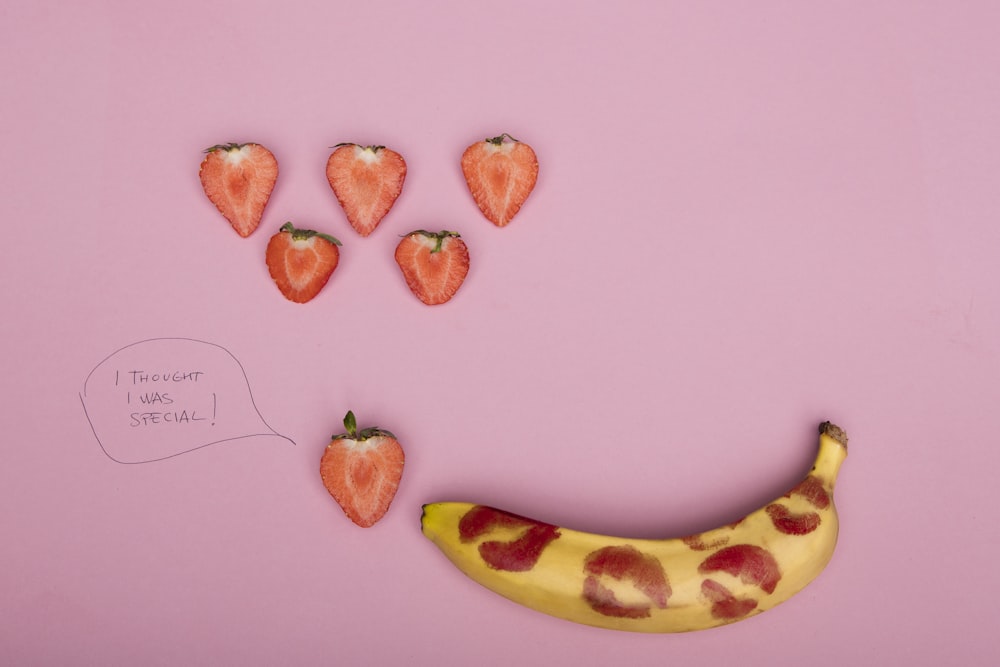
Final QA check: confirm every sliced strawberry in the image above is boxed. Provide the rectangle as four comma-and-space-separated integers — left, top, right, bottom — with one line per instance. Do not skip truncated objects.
394, 230, 470, 305
320, 411, 405, 528
199, 142, 278, 237
326, 143, 407, 237
265, 222, 341, 303
461, 133, 538, 227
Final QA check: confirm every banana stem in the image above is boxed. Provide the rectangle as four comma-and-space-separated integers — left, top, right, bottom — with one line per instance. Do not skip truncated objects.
813, 422, 848, 486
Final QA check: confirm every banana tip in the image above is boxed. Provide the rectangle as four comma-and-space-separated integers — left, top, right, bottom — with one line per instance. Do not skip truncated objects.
819, 421, 848, 449
419, 503, 433, 532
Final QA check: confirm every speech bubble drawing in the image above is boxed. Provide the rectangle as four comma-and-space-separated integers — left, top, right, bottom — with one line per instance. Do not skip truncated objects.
80, 337, 294, 463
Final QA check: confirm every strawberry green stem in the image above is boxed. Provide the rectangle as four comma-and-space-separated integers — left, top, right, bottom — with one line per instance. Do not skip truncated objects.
280, 221, 342, 246
334, 410, 397, 441
204, 142, 249, 153
344, 410, 357, 438
332, 142, 386, 152
403, 230, 460, 253
486, 133, 519, 145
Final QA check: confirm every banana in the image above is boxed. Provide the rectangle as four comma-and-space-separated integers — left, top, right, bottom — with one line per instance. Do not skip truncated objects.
421, 421, 848, 633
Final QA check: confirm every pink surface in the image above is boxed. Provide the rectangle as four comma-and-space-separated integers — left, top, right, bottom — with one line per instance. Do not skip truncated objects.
2, 1, 999, 663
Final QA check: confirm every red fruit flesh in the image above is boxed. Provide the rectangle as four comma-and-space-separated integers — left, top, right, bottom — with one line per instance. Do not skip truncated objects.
265, 222, 341, 303
326, 144, 406, 237
320, 413, 404, 528
394, 230, 470, 305
461, 134, 538, 227
199, 143, 278, 237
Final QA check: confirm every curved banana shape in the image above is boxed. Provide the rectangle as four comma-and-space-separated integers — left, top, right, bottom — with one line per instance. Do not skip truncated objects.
421, 422, 848, 633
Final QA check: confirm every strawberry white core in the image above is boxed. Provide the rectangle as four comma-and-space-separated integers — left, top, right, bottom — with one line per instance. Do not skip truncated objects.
290, 236, 316, 250
412, 234, 440, 250
223, 145, 253, 165
484, 141, 515, 156
355, 145, 380, 164
343, 437, 385, 453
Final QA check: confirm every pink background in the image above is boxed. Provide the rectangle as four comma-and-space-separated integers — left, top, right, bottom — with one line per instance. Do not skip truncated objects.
2, 1, 998, 663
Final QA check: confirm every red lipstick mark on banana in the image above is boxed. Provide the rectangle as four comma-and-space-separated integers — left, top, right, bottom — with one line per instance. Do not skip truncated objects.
698, 544, 782, 594
459, 505, 560, 572
682, 517, 746, 551
766, 475, 832, 535
582, 545, 671, 618
701, 579, 759, 620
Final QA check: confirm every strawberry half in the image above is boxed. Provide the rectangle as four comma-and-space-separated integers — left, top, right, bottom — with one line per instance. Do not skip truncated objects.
265, 222, 342, 303
320, 411, 405, 528
326, 143, 407, 237
461, 133, 538, 227
199, 142, 278, 237
394, 230, 470, 305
